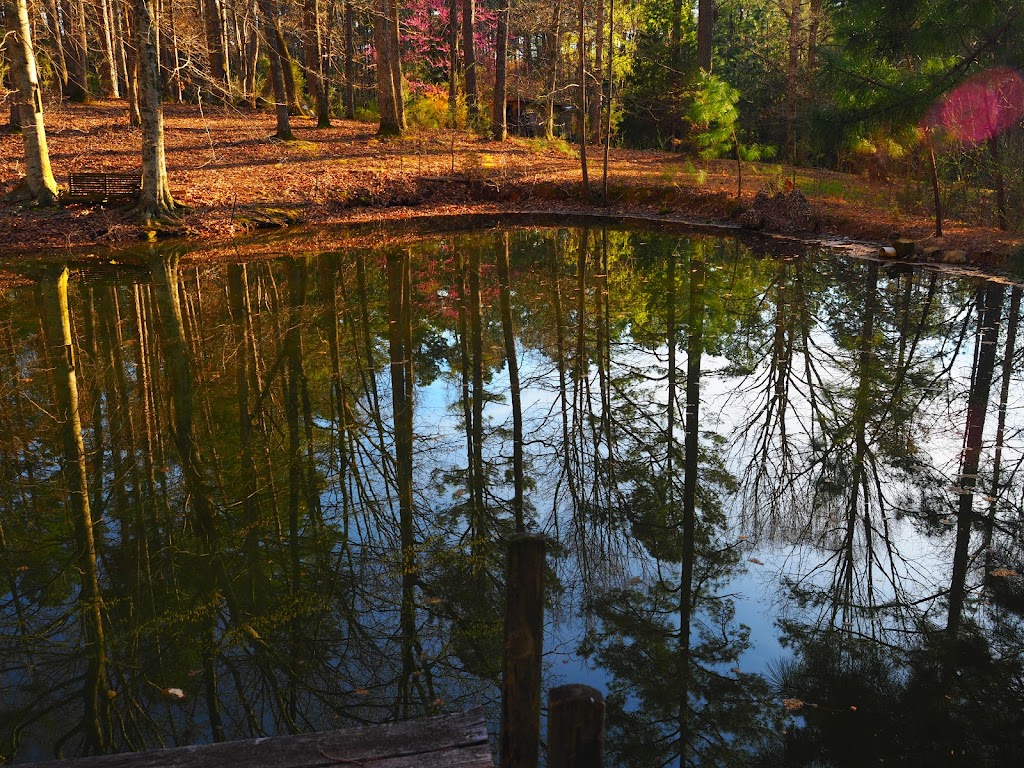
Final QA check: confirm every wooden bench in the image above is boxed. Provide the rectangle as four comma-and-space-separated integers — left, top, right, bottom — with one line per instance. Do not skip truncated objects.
17, 708, 493, 768
65, 172, 141, 203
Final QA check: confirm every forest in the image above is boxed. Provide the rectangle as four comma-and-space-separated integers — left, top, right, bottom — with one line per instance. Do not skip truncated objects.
2, 0, 1024, 253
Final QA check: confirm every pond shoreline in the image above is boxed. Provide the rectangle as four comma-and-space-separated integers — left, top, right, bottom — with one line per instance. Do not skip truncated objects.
2, 102, 1022, 277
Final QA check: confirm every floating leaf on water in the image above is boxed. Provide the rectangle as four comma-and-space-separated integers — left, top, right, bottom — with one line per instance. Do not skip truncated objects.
748, 557, 764, 565
783, 698, 804, 711
163, 688, 186, 700
355, 688, 369, 696
628, 576, 643, 586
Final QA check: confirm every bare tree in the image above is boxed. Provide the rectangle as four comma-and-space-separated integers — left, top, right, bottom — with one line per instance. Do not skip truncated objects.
4, 0, 59, 205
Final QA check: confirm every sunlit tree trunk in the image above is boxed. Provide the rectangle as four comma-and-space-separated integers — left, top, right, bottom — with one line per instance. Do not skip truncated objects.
204, 0, 229, 91
303, 0, 331, 127
544, 0, 561, 139
448, 0, 458, 121
134, 0, 177, 219
259, 0, 293, 138
373, 0, 404, 135
65, 0, 91, 101
577, 0, 590, 197
121, 0, 143, 125
344, 1, 355, 118
491, 0, 509, 140
100, 0, 122, 97
462, 0, 478, 122
4, 0, 59, 205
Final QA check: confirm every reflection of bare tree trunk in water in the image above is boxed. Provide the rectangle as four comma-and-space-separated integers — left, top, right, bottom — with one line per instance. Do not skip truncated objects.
469, 245, 487, 545
677, 253, 705, 766
497, 233, 525, 531
386, 250, 418, 717
319, 261, 353, 549
552, 240, 578, 517
946, 282, 1004, 663
228, 265, 264, 610
82, 288, 106, 526
456, 248, 477, 531
150, 253, 227, 742
983, 287, 1019, 567
39, 268, 109, 754
133, 285, 164, 522
599, 229, 615, 501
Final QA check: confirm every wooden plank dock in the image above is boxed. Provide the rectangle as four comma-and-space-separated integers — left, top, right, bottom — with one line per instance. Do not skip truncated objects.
18, 708, 492, 768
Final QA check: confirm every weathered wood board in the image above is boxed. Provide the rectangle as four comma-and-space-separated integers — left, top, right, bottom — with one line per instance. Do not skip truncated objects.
18, 708, 493, 768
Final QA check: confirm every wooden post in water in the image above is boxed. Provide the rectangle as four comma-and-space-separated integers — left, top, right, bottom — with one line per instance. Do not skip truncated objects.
548, 685, 605, 768
500, 533, 546, 768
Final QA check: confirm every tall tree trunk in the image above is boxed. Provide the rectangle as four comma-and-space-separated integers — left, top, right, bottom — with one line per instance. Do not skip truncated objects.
100, 0, 122, 97
697, 0, 713, 72
134, 0, 176, 219
45, 0, 70, 90
462, 0, 478, 122
491, 0, 509, 140
344, 1, 355, 118
590, 0, 603, 143
303, 0, 331, 127
601, 0, 613, 200
204, 0, 229, 91
387, 0, 403, 126
5, 0, 59, 205
785, 0, 801, 164
121, 0, 142, 125
448, 0, 458, 122
65, 0, 91, 101
373, 0, 404, 135
577, 0, 590, 198
260, 0, 293, 138
544, 0, 560, 139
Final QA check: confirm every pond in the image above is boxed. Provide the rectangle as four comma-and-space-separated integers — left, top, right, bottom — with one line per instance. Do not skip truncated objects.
0, 225, 1022, 766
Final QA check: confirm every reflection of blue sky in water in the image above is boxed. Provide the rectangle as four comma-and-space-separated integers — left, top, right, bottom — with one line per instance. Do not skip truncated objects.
2, 229, 1022, 764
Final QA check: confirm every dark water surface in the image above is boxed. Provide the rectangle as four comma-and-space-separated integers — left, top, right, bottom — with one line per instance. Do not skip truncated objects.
1, 227, 1022, 766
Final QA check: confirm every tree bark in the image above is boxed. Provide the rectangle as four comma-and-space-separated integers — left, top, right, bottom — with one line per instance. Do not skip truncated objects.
100, 0, 122, 97
785, 0, 802, 163
697, 0, 713, 72
64, 0, 91, 101
577, 0, 590, 198
492, 0, 509, 140
260, 0, 294, 138
462, 0, 478, 122
544, 0, 561, 139
373, 0, 404, 135
134, 0, 176, 219
204, 0, 230, 91
5, 0, 59, 205
344, 1, 355, 118
303, 0, 331, 127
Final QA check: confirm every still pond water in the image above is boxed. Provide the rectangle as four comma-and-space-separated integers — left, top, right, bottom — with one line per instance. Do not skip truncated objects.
1, 226, 1022, 766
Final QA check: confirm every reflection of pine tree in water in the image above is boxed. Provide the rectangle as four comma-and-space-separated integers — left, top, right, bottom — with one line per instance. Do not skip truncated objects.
581, 244, 774, 767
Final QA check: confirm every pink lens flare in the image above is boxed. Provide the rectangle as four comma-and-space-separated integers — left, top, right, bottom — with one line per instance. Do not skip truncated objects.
926, 67, 1024, 144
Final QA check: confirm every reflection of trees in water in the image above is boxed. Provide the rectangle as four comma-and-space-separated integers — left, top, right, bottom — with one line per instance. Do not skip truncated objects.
0, 230, 1022, 764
